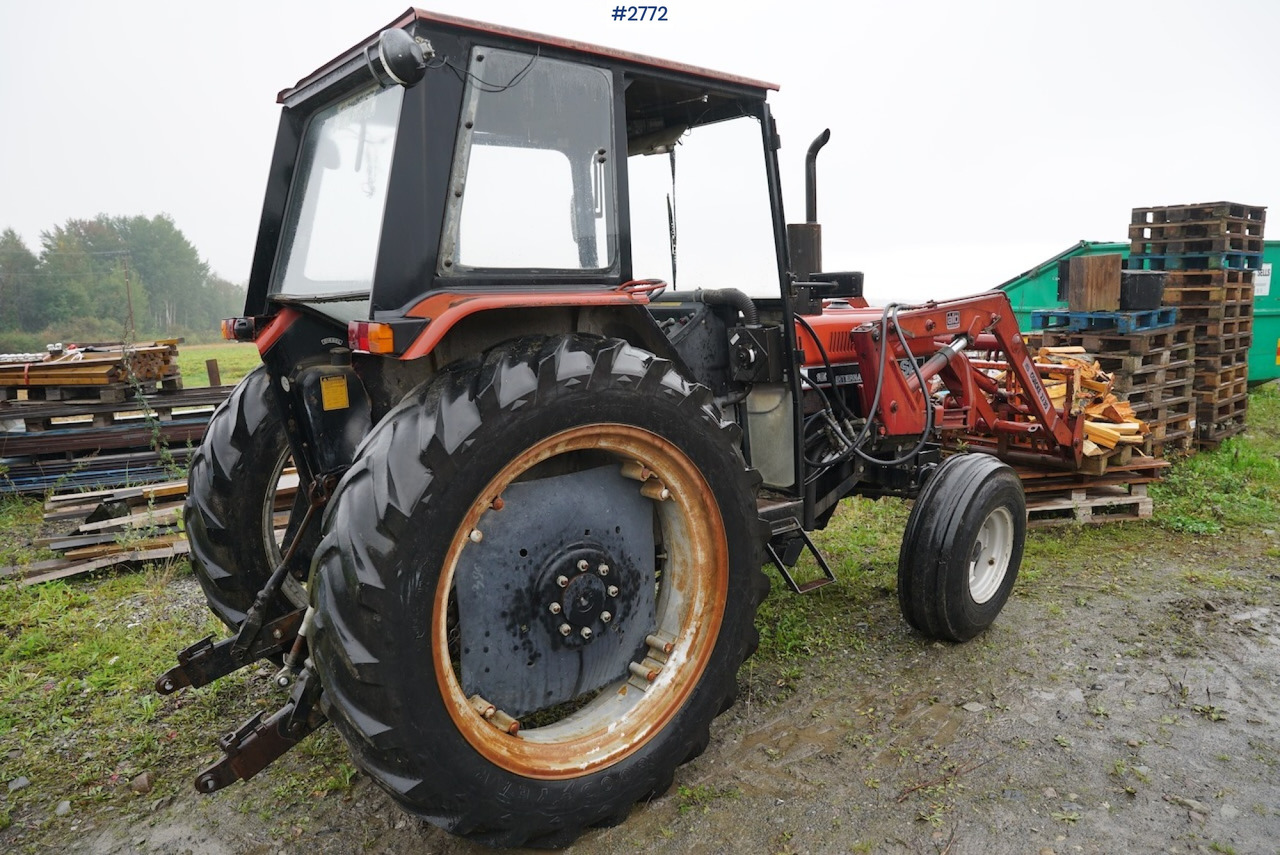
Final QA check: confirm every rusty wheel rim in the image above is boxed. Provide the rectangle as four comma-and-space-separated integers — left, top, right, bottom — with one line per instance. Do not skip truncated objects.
432, 424, 728, 780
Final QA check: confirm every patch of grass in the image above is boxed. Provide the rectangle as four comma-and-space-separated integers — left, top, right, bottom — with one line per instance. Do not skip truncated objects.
755, 498, 907, 661
676, 783, 740, 815
1151, 385, 1280, 533
0, 563, 296, 831
175, 342, 262, 388
0, 496, 56, 568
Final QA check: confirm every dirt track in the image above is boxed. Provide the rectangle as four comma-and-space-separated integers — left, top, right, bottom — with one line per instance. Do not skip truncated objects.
31, 528, 1280, 855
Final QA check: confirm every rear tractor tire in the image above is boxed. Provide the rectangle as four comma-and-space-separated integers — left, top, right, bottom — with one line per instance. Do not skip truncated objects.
897, 453, 1025, 642
185, 366, 311, 628
309, 334, 768, 847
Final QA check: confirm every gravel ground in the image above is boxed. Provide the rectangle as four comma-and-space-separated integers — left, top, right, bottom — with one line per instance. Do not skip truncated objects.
9, 528, 1280, 855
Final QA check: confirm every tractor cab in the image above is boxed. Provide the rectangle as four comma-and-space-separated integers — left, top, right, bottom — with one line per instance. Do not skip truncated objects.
245, 8, 789, 318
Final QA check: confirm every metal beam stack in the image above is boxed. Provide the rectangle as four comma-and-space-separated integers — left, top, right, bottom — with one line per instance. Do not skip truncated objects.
1128, 202, 1265, 448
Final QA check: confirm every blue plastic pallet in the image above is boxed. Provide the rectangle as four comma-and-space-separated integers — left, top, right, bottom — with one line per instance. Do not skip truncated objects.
1127, 252, 1263, 271
1031, 307, 1180, 334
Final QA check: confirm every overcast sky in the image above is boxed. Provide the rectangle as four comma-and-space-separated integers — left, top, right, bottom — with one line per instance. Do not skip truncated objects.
2, 0, 1277, 304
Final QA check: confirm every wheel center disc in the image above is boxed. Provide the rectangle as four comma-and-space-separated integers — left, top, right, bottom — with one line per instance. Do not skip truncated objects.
563, 573, 607, 626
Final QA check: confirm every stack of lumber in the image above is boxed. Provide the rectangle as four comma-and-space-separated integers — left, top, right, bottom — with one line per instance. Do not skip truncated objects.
0, 340, 182, 401
1034, 346, 1153, 476
1130, 201, 1264, 448
0, 385, 228, 495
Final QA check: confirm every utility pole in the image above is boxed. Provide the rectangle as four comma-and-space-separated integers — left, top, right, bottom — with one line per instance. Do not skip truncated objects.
121, 255, 136, 342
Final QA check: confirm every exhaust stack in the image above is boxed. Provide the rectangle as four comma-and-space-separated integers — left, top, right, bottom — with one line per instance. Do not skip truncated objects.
787, 128, 830, 282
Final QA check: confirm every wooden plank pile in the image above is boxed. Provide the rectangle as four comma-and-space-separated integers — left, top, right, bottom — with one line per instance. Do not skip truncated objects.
0, 471, 298, 587
0, 340, 183, 402
1129, 201, 1264, 448
0, 480, 190, 587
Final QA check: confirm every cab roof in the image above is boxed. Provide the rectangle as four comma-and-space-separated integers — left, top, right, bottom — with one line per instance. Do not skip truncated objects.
278, 7, 779, 104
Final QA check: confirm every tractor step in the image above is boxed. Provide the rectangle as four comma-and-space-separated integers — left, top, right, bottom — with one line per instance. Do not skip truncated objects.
766, 519, 836, 594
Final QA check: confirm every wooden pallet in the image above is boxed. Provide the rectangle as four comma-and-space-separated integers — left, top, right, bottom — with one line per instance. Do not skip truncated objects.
1195, 364, 1250, 388
1161, 268, 1256, 288
1131, 202, 1267, 226
1197, 393, 1248, 426
1130, 220, 1266, 241
1031, 307, 1180, 334
1128, 251, 1263, 272
1124, 381, 1193, 411
1034, 324, 1192, 355
1132, 235, 1265, 257
1110, 360, 1192, 393
1195, 421, 1247, 450
1194, 347, 1250, 372
1026, 483, 1153, 527
1193, 317, 1251, 340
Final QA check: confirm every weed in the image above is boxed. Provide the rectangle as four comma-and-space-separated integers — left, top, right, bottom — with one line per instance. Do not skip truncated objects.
1192, 704, 1228, 722
1051, 810, 1080, 823
1209, 842, 1237, 855
676, 783, 740, 815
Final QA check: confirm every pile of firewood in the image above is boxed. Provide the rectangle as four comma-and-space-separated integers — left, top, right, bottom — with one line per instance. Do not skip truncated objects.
1036, 346, 1151, 471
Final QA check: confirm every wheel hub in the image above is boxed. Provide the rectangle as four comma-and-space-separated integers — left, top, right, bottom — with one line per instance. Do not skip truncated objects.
539, 544, 622, 640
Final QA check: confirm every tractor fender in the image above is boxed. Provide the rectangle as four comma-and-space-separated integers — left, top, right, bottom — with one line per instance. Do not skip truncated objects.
398, 291, 687, 375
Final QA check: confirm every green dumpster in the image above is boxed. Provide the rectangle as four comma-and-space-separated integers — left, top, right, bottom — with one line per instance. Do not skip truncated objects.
1247, 245, 1278, 384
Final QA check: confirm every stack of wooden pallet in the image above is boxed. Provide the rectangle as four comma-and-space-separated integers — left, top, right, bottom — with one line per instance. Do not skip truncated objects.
0, 340, 183, 402
1129, 202, 1265, 448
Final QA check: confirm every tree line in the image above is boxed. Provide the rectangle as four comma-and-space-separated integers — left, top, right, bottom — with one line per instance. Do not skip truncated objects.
0, 214, 245, 351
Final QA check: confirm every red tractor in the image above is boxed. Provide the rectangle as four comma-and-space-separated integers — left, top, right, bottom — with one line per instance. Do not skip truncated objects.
160, 9, 1081, 846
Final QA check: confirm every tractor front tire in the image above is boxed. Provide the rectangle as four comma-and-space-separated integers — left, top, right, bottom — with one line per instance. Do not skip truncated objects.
897, 453, 1025, 642
185, 366, 310, 628
309, 335, 768, 847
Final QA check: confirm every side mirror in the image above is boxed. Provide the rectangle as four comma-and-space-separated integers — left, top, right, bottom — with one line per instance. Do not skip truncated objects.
367, 29, 431, 88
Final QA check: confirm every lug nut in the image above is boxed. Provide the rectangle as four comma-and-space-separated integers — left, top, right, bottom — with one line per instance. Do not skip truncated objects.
161, 679, 174, 693
576, 559, 589, 572
271, 628, 283, 640
556, 575, 569, 588
548, 602, 562, 614
580, 627, 593, 640
598, 564, 610, 576
607, 585, 619, 598
559, 623, 572, 637
601, 611, 612, 623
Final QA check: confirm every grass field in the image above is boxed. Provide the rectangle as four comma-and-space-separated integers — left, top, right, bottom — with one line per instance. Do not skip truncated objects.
175, 342, 262, 388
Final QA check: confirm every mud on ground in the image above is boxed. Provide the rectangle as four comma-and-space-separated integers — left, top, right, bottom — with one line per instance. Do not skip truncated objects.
11, 525, 1280, 855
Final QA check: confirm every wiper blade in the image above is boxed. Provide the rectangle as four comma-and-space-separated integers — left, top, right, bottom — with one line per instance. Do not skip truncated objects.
269, 291, 369, 305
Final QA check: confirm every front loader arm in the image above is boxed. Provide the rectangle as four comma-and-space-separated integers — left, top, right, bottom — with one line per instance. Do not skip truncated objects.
846, 292, 1082, 466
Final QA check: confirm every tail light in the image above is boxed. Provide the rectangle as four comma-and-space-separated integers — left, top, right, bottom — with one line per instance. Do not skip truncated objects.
348, 321, 396, 354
